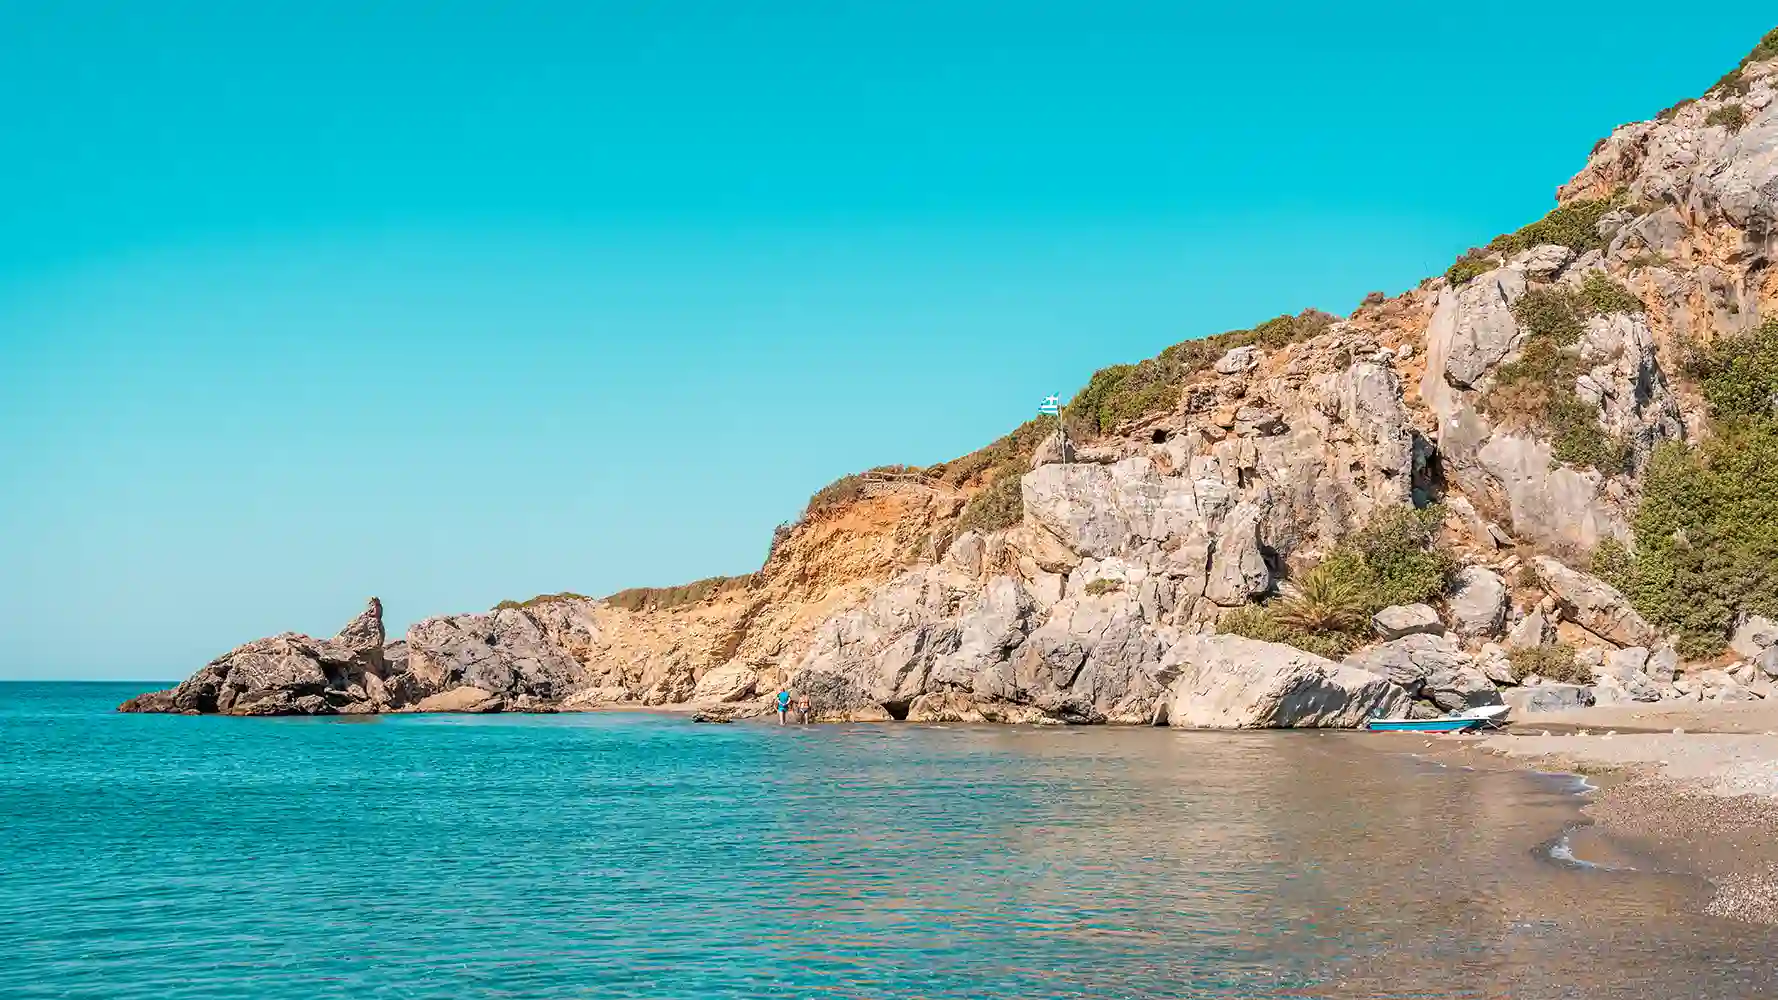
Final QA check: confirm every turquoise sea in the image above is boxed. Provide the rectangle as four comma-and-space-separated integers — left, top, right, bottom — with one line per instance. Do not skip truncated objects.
4, 682, 1776, 999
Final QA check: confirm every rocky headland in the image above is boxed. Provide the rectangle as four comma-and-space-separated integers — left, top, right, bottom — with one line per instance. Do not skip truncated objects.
125, 30, 1778, 736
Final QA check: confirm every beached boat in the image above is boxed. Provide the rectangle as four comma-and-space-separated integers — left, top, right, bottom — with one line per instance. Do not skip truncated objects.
1363, 704, 1509, 733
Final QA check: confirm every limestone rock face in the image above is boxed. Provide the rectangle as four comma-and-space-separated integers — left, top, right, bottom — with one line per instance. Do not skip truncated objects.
1531, 557, 1656, 648
122, 49, 1778, 728
406, 608, 585, 703
119, 599, 389, 716
1448, 566, 1509, 640
1164, 634, 1410, 729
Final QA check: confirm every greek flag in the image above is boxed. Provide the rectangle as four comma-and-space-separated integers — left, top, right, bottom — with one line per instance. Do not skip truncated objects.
1037, 393, 1061, 415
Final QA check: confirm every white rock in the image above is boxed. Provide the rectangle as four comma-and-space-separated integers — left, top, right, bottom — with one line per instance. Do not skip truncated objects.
1449, 566, 1509, 639
1371, 603, 1445, 640
1532, 557, 1656, 648
1163, 634, 1409, 729
690, 663, 760, 703
1503, 684, 1595, 715
1214, 345, 1261, 375
1730, 615, 1778, 658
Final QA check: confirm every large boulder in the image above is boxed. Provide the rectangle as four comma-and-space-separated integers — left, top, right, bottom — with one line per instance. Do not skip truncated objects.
1448, 566, 1509, 639
1164, 634, 1409, 729
1503, 683, 1595, 715
1371, 603, 1444, 640
1344, 633, 1502, 711
119, 598, 388, 716
691, 663, 759, 703
1531, 557, 1656, 648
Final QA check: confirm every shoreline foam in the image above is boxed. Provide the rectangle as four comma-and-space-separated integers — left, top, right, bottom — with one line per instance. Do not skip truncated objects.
1400, 702, 1778, 925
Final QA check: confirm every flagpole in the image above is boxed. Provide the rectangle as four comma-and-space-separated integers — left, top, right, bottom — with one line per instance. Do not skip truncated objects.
1058, 399, 1068, 465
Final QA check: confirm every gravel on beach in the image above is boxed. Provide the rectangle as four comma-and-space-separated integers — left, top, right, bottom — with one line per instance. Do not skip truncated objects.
1409, 709, 1778, 926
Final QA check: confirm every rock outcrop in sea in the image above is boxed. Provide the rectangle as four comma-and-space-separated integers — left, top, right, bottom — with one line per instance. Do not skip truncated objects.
124, 32, 1778, 726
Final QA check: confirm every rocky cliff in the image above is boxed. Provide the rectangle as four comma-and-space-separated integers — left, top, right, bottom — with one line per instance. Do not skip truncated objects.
124, 31, 1778, 725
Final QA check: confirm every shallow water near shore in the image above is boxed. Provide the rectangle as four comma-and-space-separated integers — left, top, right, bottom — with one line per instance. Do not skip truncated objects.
4, 682, 1775, 999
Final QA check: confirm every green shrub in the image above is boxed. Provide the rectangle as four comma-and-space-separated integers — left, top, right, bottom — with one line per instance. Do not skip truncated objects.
1578, 272, 1644, 315
956, 468, 1025, 534
492, 592, 591, 612
1444, 196, 1626, 286
1218, 505, 1454, 658
1520, 197, 1629, 253
1446, 250, 1499, 285
1270, 562, 1370, 635
605, 576, 753, 612
1548, 394, 1631, 473
1603, 421, 1778, 657
1217, 605, 1363, 659
1343, 505, 1457, 609
1512, 287, 1588, 345
1508, 644, 1586, 684
1084, 578, 1123, 597
1686, 318, 1778, 420
1066, 310, 1336, 434
1707, 103, 1748, 131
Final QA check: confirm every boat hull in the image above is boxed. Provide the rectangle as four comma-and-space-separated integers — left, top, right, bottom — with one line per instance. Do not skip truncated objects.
1363, 718, 1484, 733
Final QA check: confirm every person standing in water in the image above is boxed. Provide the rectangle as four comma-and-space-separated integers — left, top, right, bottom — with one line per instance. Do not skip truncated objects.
798, 692, 812, 725
776, 687, 791, 725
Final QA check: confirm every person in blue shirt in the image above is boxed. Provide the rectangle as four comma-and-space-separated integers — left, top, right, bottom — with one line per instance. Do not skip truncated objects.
776, 687, 791, 725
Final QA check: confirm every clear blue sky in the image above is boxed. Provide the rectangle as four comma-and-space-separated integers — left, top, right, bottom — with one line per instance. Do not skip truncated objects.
2, 3, 1770, 679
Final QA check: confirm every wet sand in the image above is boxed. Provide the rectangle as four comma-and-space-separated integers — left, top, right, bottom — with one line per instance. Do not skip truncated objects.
1403, 701, 1778, 925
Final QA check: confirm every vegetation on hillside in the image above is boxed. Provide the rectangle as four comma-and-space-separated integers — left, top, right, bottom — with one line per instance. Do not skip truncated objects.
1710, 28, 1778, 98
604, 574, 756, 613
1445, 194, 1629, 286
955, 468, 1026, 535
1066, 310, 1336, 436
1478, 278, 1642, 472
1219, 506, 1455, 657
1595, 320, 1778, 657
1706, 103, 1748, 132
492, 592, 591, 611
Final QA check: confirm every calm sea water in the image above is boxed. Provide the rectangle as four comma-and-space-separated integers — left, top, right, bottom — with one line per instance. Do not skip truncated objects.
3, 682, 1775, 999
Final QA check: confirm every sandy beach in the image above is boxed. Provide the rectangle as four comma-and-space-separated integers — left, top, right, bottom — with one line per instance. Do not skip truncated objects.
1411, 702, 1778, 925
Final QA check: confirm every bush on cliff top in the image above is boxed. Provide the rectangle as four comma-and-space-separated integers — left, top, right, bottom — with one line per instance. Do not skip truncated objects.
1069, 310, 1336, 435
1219, 505, 1454, 657
1444, 195, 1627, 285
1709, 28, 1778, 98
492, 592, 590, 612
955, 468, 1025, 535
604, 574, 755, 613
